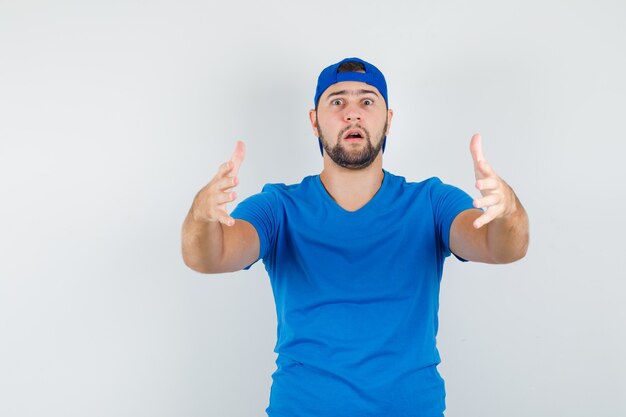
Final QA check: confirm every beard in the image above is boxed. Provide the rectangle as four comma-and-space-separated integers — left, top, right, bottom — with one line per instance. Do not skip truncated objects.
319, 119, 388, 170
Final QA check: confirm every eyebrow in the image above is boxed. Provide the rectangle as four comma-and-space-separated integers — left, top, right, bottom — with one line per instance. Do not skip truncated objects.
326, 89, 380, 99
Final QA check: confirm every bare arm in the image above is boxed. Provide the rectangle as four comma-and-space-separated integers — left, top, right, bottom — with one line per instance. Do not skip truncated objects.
450, 134, 529, 264
181, 141, 260, 273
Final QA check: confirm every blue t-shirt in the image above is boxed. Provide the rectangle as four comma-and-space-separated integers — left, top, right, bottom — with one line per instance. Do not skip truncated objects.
231, 170, 474, 417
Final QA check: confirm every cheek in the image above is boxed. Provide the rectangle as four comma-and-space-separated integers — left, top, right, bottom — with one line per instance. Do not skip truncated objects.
318, 114, 341, 132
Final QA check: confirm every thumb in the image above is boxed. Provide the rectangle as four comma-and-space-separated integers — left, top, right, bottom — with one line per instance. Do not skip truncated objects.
229, 140, 246, 177
469, 133, 484, 166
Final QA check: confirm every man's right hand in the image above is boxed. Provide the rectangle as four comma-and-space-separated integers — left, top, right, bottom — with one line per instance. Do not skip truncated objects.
191, 141, 246, 227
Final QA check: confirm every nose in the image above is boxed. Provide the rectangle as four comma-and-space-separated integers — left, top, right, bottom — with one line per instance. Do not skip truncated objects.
343, 105, 361, 122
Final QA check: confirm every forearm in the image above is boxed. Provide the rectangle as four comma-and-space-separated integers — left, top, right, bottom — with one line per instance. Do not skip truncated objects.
485, 193, 529, 263
181, 208, 225, 273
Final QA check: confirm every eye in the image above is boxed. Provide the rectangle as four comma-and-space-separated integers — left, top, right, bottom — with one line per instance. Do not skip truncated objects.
331, 99, 343, 105
363, 99, 373, 105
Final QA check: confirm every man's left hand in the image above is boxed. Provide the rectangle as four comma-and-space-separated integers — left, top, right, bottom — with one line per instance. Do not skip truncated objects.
470, 133, 519, 229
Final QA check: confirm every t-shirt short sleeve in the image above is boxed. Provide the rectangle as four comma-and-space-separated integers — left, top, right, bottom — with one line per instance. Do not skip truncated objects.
429, 177, 475, 260
230, 185, 279, 269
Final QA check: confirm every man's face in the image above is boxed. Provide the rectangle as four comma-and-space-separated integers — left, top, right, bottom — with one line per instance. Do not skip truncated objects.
310, 81, 393, 170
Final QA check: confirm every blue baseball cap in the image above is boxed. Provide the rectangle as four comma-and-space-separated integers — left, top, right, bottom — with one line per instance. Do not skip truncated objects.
314, 57, 389, 155
314, 57, 388, 108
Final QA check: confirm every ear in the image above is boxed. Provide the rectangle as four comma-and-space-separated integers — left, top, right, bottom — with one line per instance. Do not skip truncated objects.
309, 109, 319, 137
385, 108, 394, 136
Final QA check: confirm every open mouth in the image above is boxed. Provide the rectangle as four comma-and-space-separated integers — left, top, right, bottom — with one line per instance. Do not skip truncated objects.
343, 129, 365, 141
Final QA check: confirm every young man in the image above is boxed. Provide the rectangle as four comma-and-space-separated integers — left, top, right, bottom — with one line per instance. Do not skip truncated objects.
181, 57, 529, 417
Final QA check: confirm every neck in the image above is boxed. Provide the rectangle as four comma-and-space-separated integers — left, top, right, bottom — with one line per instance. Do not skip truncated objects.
319, 154, 384, 212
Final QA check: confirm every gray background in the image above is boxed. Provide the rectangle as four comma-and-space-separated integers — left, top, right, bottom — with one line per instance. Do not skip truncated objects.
1, 0, 625, 416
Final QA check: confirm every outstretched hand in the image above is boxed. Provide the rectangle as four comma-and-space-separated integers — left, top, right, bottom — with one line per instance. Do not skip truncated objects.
191, 141, 246, 227
470, 133, 518, 229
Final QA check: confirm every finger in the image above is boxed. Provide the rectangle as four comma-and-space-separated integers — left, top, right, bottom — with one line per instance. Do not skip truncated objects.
216, 160, 234, 178
221, 217, 236, 227
215, 210, 236, 227
473, 207, 501, 229
228, 141, 246, 178
469, 133, 484, 166
475, 177, 499, 192
473, 194, 500, 209
476, 159, 496, 178
215, 175, 239, 192
214, 190, 237, 205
